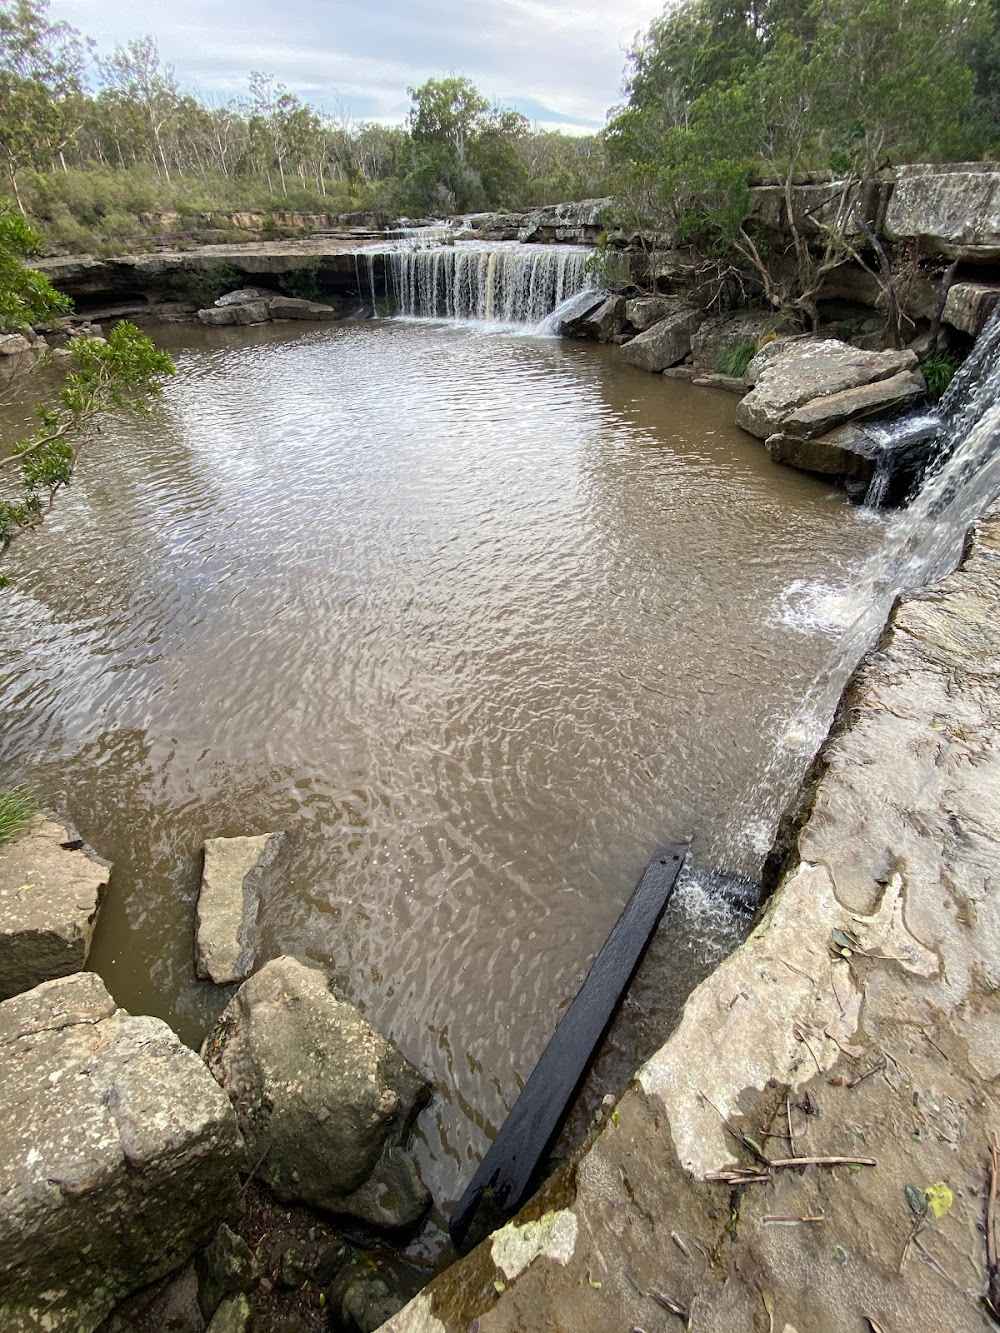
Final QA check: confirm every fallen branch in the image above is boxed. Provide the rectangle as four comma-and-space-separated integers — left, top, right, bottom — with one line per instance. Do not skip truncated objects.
763, 1213, 825, 1224
651, 1289, 689, 1319
986, 1135, 1000, 1325
847, 1058, 886, 1089
767, 1155, 876, 1170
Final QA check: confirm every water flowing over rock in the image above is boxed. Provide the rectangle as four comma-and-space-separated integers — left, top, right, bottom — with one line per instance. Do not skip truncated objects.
364, 242, 589, 323
0, 972, 243, 1331
196, 832, 284, 986
202, 956, 431, 1228
0, 818, 109, 1001
736, 339, 922, 440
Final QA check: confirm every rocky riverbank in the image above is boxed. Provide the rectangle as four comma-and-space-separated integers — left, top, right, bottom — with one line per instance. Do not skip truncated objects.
382, 497, 1000, 1333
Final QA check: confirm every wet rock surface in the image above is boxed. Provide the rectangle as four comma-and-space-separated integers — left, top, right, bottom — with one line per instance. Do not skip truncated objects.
195, 832, 284, 985
0, 817, 110, 1001
202, 956, 431, 1228
0, 972, 243, 1331
383, 501, 1000, 1332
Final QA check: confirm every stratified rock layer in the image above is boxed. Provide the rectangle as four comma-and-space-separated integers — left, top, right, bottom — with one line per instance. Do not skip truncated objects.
0, 973, 243, 1331
0, 818, 110, 1001
203, 956, 431, 1228
383, 503, 1000, 1331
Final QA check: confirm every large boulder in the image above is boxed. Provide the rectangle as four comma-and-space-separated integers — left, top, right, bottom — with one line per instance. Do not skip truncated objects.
690, 309, 788, 370
884, 163, 1000, 261
736, 339, 920, 439
0, 818, 110, 1001
624, 297, 676, 333
203, 957, 431, 1228
195, 832, 284, 986
548, 289, 604, 335
0, 973, 243, 1331
562, 294, 625, 342
0, 334, 33, 357
773, 371, 926, 441
267, 296, 339, 320
620, 305, 702, 372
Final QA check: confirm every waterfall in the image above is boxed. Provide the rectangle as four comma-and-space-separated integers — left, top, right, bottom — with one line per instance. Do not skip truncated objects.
356, 241, 590, 325
722, 309, 1000, 873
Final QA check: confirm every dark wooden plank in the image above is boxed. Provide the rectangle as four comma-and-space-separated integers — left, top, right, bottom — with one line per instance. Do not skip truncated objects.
449, 843, 688, 1252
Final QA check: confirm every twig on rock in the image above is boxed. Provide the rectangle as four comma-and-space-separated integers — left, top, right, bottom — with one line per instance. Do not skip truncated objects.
651, 1288, 689, 1319
985, 1135, 1000, 1325
847, 1058, 886, 1088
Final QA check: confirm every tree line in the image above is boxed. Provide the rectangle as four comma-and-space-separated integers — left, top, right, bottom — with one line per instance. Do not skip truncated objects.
0, 0, 608, 249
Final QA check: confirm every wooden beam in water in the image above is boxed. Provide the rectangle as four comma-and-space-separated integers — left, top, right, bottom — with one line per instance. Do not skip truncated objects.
449, 843, 688, 1253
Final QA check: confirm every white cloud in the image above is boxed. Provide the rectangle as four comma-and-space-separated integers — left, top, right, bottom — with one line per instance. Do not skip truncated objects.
51, 0, 663, 128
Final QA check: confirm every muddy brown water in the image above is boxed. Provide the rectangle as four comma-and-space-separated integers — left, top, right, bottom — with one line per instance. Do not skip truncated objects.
0, 319, 889, 1263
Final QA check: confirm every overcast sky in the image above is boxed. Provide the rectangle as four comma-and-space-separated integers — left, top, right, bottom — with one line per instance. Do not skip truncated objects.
49, 0, 666, 133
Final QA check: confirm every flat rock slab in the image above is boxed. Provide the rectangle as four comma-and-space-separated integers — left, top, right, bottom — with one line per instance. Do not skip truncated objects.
737, 338, 919, 439
203, 956, 431, 1228
0, 972, 243, 1331
196, 832, 283, 985
775, 369, 926, 441
0, 818, 110, 1001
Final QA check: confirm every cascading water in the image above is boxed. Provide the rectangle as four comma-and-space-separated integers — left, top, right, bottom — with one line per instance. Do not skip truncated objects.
357, 240, 590, 324
722, 308, 1000, 873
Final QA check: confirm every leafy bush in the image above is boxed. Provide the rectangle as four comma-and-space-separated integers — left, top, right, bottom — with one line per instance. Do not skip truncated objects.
713, 338, 758, 377
0, 787, 35, 846
922, 353, 960, 401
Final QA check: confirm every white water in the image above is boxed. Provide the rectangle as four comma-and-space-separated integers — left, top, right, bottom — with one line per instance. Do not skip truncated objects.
733, 310, 1000, 868
356, 240, 590, 324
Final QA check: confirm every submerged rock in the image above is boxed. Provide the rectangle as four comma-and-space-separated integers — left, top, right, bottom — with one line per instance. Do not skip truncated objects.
0, 972, 243, 1331
195, 832, 284, 986
0, 817, 110, 1001
620, 304, 702, 372
736, 339, 921, 439
202, 956, 431, 1228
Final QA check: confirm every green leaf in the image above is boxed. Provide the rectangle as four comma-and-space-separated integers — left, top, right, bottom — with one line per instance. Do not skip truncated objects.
904, 1184, 928, 1215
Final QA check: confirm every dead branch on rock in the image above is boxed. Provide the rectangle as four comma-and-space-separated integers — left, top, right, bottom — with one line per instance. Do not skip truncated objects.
763, 1213, 825, 1224
847, 1058, 886, 1088
985, 1135, 1000, 1325
651, 1288, 689, 1319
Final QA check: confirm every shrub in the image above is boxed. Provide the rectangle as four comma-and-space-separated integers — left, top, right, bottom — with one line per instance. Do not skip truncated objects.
922, 353, 960, 402
0, 787, 35, 846
713, 338, 759, 377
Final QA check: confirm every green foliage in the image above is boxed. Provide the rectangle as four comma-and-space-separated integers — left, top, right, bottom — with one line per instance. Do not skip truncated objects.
167, 261, 240, 308
921, 353, 960, 401
0, 204, 69, 328
0, 322, 175, 566
0, 785, 35, 845
276, 260, 321, 301
714, 338, 758, 376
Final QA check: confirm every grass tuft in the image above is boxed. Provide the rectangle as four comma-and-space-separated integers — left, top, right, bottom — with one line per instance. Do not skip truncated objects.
0, 786, 36, 847
921, 353, 960, 402
713, 338, 759, 377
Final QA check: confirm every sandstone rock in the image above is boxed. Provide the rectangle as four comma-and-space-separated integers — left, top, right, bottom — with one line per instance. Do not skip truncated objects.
691, 371, 747, 393
332, 1267, 405, 1333
0, 818, 110, 1001
0, 973, 243, 1331
267, 296, 339, 320
624, 297, 675, 332
564, 295, 625, 342
765, 423, 881, 480
197, 307, 240, 326
205, 1294, 250, 1333
774, 371, 926, 441
203, 956, 431, 1228
736, 339, 919, 439
690, 309, 786, 369
215, 287, 283, 307
0, 333, 32, 356
620, 305, 702, 372
196, 1223, 257, 1321
885, 164, 1000, 261
943, 282, 1000, 336
195, 832, 283, 986
230, 301, 272, 325
549, 289, 605, 335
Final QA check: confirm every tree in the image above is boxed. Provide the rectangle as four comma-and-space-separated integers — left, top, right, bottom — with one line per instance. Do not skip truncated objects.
98, 37, 180, 180
0, 206, 174, 576
407, 76, 489, 159
0, 0, 86, 210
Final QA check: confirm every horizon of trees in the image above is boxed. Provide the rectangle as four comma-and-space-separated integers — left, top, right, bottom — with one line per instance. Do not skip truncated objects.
0, 0, 610, 250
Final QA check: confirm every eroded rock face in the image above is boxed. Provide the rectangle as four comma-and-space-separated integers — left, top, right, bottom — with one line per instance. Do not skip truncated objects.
196, 832, 284, 985
885, 163, 1000, 261
0, 972, 243, 1331
620, 305, 702, 372
736, 338, 921, 439
0, 818, 110, 1001
943, 281, 1000, 336
203, 956, 431, 1228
